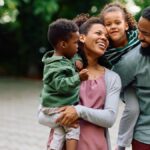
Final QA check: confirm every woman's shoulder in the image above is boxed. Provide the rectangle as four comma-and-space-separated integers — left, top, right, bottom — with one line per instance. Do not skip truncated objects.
105, 68, 120, 78
104, 68, 121, 89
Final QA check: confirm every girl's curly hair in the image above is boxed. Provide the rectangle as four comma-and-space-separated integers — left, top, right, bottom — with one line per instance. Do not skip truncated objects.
99, 2, 137, 31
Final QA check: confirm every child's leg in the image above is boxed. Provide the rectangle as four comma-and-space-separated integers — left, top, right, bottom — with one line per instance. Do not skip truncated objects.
65, 126, 80, 150
37, 107, 65, 150
38, 107, 59, 128
49, 127, 65, 150
66, 139, 78, 150
117, 87, 140, 148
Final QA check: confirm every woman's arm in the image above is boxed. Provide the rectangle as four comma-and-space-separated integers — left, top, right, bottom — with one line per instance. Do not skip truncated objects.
75, 71, 121, 128
56, 71, 121, 128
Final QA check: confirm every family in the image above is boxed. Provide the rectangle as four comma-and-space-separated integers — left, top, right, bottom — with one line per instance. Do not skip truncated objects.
38, 2, 150, 150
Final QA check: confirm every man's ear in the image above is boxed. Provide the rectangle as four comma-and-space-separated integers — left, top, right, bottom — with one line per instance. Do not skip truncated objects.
79, 34, 86, 43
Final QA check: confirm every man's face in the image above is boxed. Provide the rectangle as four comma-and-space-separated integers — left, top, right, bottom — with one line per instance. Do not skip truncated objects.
138, 17, 150, 48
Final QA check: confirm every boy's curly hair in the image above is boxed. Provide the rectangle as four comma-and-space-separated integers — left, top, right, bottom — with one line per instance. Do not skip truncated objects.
99, 2, 137, 31
47, 18, 78, 47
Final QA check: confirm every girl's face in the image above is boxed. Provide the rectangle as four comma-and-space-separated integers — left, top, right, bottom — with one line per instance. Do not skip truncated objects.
81, 24, 109, 57
103, 11, 129, 46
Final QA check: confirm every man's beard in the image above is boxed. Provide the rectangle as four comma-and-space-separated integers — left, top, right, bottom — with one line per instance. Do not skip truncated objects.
140, 45, 150, 56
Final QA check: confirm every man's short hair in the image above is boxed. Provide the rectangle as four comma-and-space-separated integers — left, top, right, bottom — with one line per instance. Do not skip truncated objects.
141, 6, 150, 21
47, 18, 78, 47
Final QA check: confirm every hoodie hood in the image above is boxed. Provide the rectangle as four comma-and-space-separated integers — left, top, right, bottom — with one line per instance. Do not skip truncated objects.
42, 50, 64, 64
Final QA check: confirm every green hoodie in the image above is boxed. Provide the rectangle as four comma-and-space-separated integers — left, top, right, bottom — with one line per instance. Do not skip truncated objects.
41, 51, 80, 107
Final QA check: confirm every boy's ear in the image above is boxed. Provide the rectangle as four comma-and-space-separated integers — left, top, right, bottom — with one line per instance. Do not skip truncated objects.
79, 34, 86, 43
60, 41, 67, 48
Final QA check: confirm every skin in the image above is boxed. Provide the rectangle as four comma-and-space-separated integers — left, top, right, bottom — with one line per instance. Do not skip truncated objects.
55, 31, 89, 82
55, 32, 79, 59
56, 23, 109, 126
138, 17, 150, 48
81, 24, 109, 57
103, 10, 129, 48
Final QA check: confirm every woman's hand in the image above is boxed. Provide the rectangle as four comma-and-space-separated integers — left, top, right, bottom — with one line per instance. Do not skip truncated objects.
56, 106, 79, 127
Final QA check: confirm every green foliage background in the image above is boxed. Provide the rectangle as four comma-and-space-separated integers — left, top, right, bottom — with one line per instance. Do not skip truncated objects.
0, 0, 149, 77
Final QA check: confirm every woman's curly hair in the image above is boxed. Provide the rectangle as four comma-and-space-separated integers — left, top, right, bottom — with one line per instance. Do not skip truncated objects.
73, 13, 90, 28
99, 2, 137, 31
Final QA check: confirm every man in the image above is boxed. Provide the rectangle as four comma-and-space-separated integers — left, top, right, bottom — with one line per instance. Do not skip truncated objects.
114, 6, 150, 150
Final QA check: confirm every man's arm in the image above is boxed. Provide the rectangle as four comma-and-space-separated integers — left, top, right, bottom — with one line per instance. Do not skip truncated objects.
113, 54, 137, 89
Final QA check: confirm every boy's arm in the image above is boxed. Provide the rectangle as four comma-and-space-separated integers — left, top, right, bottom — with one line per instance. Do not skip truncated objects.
71, 53, 83, 71
44, 66, 81, 94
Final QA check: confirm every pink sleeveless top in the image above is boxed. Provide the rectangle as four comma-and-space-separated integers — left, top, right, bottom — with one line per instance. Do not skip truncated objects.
77, 74, 108, 150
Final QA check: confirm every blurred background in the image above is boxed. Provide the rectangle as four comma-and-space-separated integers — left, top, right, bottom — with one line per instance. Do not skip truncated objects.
0, 0, 149, 78
0, 0, 149, 150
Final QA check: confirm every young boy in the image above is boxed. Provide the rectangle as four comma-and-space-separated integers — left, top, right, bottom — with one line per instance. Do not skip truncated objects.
38, 18, 89, 150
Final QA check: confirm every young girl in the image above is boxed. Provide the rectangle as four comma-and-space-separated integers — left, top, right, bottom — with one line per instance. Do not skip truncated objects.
99, 3, 141, 150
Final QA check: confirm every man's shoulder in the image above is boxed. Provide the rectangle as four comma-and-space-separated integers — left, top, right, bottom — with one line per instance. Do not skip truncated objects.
124, 44, 141, 59
116, 44, 141, 68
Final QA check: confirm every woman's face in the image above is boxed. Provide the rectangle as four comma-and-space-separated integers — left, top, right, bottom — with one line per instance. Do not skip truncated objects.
103, 11, 128, 44
81, 24, 109, 57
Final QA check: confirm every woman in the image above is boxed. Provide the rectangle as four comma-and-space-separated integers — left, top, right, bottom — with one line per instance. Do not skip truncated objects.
48, 17, 121, 150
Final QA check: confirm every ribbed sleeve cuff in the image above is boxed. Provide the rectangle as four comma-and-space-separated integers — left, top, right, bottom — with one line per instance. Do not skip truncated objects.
74, 105, 83, 117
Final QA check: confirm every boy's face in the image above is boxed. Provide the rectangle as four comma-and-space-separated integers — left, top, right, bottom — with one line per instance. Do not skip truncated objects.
63, 32, 79, 59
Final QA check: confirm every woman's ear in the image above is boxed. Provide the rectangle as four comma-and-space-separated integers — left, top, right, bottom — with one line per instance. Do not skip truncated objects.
79, 34, 86, 43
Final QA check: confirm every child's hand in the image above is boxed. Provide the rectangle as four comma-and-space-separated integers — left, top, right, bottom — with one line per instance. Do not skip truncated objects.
79, 69, 89, 81
75, 60, 83, 72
